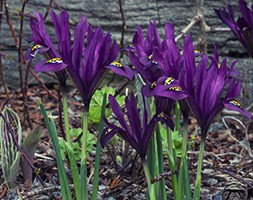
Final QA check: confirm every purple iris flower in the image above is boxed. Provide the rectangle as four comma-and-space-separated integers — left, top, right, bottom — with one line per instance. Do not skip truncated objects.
28, 10, 118, 107
215, 0, 253, 57
25, 12, 67, 87
179, 35, 252, 134
129, 21, 187, 101
100, 93, 173, 159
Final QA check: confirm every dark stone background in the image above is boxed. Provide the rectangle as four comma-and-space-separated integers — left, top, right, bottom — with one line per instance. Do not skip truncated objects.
1, 0, 253, 106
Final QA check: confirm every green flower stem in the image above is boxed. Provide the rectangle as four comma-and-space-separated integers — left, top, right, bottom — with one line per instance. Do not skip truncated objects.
180, 116, 191, 199
156, 125, 166, 200
193, 133, 206, 200
92, 93, 107, 200
166, 127, 179, 200
147, 134, 157, 178
80, 108, 89, 200
143, 160, 156, 200
175, 102, 180, 131
62, 90, 71, 144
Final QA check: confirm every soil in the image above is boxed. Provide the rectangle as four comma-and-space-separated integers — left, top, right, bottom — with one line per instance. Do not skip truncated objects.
0, 84, 253, 200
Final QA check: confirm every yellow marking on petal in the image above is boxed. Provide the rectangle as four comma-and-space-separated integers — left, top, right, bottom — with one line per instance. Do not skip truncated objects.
150, 81, 156, 89
194, 49, 201, 53
169, 86, 182, 91
151, 60, 158, 64
164, 77, 175, 85
111, 61, 123, 67
148, 54, 153, 60
105, 127, 112, 135
218, 63, 221, 68
148, 54, 158, 64
32, 44, 42, 51
229, 99, 243, 109
30, 44, 42, 57
129, 43, 134, 47
158, 113, 167, 120
47, 58, 63, 64
194, 49, 202, 56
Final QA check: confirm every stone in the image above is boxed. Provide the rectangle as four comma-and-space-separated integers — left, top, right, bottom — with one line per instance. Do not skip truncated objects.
1, 0, 253, 105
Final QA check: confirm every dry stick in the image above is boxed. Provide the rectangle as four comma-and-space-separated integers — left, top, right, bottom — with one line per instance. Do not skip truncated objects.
118, 0, 125, 60
18, 0, 32, 128
43, 0, 54, 20
29, 69, 83, 107
103, 170, 176, 198
106, 0, 127, 87
123, 170, 177, 199
175, 14, 201, 42
4, 0, 19, 46
20, 185, 75, 199
206, 164, 253, 190
4, 0, 30, 125
197, 0, 208, 54
0, 0, 9, 101
0, 113, 44, 186
222, 116, 253, 159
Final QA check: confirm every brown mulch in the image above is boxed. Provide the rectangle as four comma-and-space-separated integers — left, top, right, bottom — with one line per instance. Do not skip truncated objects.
0, 85, 253, 200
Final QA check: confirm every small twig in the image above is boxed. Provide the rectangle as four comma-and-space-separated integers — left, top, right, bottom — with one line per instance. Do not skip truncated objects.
175, 14, 201, 42
103, 170, 176, 198
43, 0, 54, 19
118, 0, 126, 60
188, 150, 225, 162
206, 164, 253, 190
18, 0, 32, 128
222, 116, 253, 158
34, 153, 54, 161
19, 185, 67, 199
0, 0, 9, 101
4, 0, 19, 47
0, 184, 7, 199
123, 170, 177, 199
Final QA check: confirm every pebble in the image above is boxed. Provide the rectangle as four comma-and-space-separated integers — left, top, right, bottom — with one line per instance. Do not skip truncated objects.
206, 178, 218, 186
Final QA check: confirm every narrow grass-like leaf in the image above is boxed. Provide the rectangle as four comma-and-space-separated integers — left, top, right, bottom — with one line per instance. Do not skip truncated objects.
64, 141, 81, 200
156, 125, 167, 200
92, 92, 107, 200
39, 102, 72, 200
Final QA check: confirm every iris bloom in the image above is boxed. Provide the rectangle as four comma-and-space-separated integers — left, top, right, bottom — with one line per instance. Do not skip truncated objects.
129, 22, 187, 101
28, 10, 118, 107
215, 0, 253, 57
25, 12, 67, 87
179, 35, 252, 134
100, 93, 173, 159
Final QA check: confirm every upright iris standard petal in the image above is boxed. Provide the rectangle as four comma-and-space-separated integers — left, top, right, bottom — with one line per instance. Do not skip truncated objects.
100, 93, 173, 159
179, 35, 252, 134
215, 0, 253, 57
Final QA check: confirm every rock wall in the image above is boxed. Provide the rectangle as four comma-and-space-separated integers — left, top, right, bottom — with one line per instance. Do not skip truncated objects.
1, 0, 253, 105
